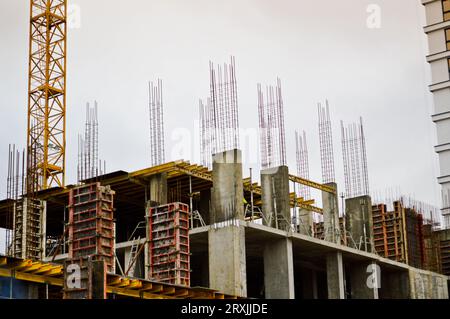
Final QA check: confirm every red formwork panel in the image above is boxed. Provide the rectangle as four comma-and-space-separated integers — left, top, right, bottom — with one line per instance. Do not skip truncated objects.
147, 202, 190, 286
68, 183, 115, 273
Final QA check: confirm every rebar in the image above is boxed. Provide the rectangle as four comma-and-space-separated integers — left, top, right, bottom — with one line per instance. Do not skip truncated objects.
318, 100, 336, 183
258, 78, 287, 169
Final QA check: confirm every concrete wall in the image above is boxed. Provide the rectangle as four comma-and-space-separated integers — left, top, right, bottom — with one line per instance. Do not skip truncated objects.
298, 208, 313, 236
409, 269, 449, 299
208, 226, 247, 297
345, 196, 374, 252
211, 149, 244, 223
326, 252, 345, 299
322, 183, 340, 243
261, 166, 291, 230
148, 173, 167, 206
263, 238, 295, 299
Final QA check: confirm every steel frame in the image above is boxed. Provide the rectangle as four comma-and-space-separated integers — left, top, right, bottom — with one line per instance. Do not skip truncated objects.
27, 0, 67, 192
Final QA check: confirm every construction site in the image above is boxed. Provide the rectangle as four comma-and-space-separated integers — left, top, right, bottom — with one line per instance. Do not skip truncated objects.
0, 0, 450, 300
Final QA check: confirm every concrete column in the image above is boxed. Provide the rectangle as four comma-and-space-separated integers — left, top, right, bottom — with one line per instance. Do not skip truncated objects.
345, 196, 374, 252
208, 225, 247, 297
211, 149, 244, 223
326, 252, 345, 299
322, 183, 340, 243
148, 173, 167, 206
298, 208, 313, 236
348, 262, 379, 299
208, 149, 247, 297
145, 173, 167, 279
263, 238, 295, 299
261, 166, 291, 230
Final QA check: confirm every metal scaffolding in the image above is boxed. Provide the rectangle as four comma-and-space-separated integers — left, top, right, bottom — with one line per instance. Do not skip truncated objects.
4, 145, 25, 256
149, 79, 166, 167
341, 117, 370, 198
318, 100, 335, 184
258, 78, 287, 169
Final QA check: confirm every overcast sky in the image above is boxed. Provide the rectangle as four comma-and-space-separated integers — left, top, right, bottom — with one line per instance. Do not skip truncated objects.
0, 0, 441, 222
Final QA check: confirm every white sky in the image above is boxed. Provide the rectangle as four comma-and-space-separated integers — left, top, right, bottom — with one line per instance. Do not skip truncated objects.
0, 0, 442, 209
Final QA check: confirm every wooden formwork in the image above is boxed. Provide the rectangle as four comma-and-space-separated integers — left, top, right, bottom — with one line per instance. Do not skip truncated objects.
147, 202, 190, 287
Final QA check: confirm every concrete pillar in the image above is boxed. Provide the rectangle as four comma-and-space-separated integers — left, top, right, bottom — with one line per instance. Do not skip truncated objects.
145, 173, 167, 278
208, 149, 247, 297
211, 149, 244, 223
148, 173, 167, 206
322, 183, 340, 243
263, 238, 295, 299
326, 252, 345, 299
208, 225, 247, 297
348, 262, 379, 299
261, 166, 291, 231
298, 208, 313, 236
345, 196, 374, 252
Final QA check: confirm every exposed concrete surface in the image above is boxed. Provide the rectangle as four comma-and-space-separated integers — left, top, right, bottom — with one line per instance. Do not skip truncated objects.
263, 238, 295, 299
261, 166, 291, 231
322, 183, 340, 243
211, 150, 244, 223
409, 269, 449, 299
208, 225, 247, 297
345, 196, 374, 252
298, 208, 313, 236
149, 173, 167, 206
326, 252, 345, 299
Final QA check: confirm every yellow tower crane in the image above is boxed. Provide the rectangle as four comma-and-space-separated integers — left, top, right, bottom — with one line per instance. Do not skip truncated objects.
27, 0, 67, 192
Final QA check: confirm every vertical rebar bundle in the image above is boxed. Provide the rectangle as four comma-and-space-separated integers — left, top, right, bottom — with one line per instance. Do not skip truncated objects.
199, 98, 213, 168
341, 117, 370, 198
318, 100, 336, 184
210, 57, 240, 153
295, 130, 311, 200
258, 78, 287, 169
199, 57, 240, 167
149, 79, 166, 167
4, 145, 25, 255
78, 102, 104, 182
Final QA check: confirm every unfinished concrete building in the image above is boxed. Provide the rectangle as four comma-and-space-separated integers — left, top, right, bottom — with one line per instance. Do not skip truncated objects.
0, 149, 449, 299
0, 0, 449, 300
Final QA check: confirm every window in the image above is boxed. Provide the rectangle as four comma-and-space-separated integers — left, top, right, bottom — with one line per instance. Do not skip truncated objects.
443, 0, 450, 21
446, 28, 450, 50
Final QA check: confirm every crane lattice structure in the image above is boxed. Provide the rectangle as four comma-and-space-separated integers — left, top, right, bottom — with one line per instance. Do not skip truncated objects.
258, 78, 287, 169
27, 0, 67, 192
